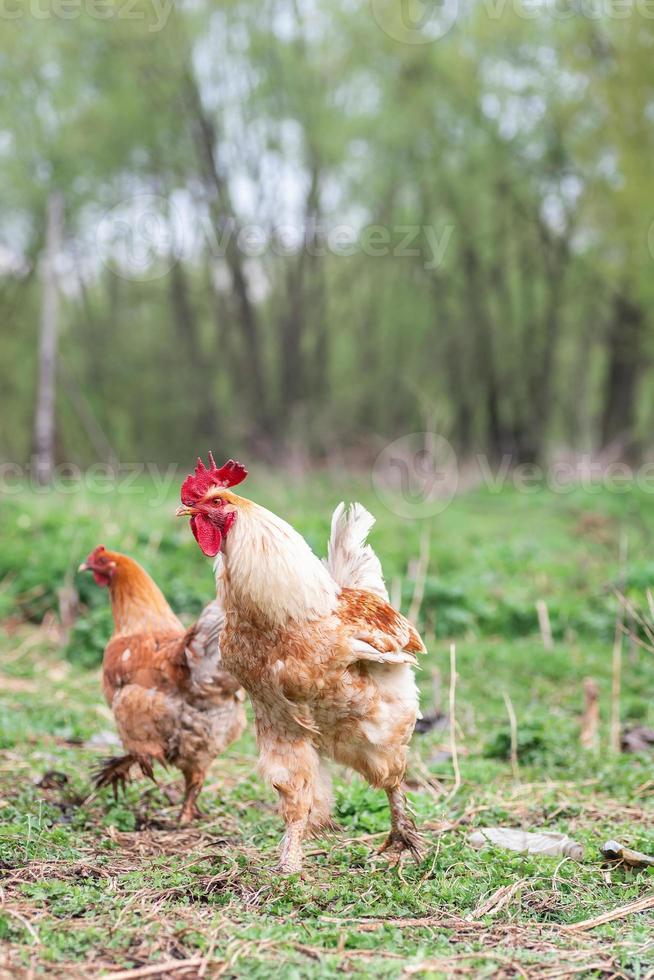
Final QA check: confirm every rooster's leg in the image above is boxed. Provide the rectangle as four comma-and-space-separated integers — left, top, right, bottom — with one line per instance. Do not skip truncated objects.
307, 762, 336, 836
260, 737, 319, 874
179, 768, 206, 825
378, 786, 423, 862
278, 815, 308, 873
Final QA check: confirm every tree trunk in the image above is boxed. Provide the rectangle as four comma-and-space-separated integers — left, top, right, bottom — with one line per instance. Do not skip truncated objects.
601, 293, 645, 457
306, 212, 329, 405
513, 227, 569, 465
461, 244, 506, 460
168, 258, 216, 440
280, 258, 306, 419
182, 69, 269, 434
33, 191, 64, 485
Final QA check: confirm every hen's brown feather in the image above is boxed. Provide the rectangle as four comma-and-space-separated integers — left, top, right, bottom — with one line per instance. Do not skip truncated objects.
88, 550, 246, 821
102, 632, 189, 705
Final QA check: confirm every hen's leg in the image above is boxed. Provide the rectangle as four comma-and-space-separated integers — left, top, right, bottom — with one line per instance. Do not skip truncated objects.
378, 786, 423, 860
179, 768, 206, 824
258, 737, 319, 874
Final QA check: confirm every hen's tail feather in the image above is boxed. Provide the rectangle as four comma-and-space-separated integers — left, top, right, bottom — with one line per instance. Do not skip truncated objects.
325, 502, 389, 601
185, 599, 226, 661
92, 754, 157, 799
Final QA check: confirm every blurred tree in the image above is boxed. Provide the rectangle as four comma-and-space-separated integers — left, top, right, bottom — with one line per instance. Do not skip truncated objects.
0, 0, 652, 470
33, 191, 64, 484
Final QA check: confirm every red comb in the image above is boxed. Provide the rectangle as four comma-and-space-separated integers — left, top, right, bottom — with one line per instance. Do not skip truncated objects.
180, 453, 247, 505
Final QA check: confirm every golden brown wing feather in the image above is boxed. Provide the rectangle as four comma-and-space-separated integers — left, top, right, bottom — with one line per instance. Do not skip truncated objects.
102, 632, 189, 705
337, 588, 425, 666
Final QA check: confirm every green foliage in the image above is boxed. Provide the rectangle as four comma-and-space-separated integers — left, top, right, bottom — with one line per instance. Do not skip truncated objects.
3, 476, 654, 674
66, 606, 113, 669
484, 721, 550, 765
1, 458, 654, 974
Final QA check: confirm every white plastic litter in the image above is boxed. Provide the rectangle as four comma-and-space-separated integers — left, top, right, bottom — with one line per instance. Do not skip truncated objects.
468, 827, 584, 861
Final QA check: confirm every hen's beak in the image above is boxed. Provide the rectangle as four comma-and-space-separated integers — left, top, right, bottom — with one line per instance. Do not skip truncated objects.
78, 561, 88, 573
175, 505, 194, 517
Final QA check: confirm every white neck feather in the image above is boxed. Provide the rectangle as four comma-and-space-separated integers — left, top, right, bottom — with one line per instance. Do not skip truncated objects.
218, 502, 339, 626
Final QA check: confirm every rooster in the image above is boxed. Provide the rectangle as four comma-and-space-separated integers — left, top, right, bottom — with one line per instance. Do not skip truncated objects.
177, 456, 425, 872
79, 545, 246, 823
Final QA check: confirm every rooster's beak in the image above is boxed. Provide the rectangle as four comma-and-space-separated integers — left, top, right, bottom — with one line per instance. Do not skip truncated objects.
78, 562, 88, 573
175, 505, 194, 517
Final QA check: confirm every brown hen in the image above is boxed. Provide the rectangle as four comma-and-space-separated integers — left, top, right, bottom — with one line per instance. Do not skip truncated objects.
80, 546, 246, 823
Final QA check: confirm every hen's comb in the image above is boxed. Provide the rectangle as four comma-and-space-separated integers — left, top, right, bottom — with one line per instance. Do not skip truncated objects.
180, 453, 248, 505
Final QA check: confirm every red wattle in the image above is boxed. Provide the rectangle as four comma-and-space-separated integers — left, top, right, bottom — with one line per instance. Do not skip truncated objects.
190, 514, 222, 557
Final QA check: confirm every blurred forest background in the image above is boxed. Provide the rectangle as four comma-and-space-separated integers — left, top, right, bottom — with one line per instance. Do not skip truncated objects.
1, 0, 653, 474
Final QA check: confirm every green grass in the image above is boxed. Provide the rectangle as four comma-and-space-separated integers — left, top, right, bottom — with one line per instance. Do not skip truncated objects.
1, 473, 653, 977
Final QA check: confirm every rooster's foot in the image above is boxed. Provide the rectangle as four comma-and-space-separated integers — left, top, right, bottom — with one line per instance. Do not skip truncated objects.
276, 855, 303, 875
277, 820, 306, 875
377, 824, 424, 863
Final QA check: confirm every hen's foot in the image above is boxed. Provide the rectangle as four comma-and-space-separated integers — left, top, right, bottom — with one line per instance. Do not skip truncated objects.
276, 856, 303, 875
179, 770, 205, 826
178, 801, 202, 825
162, 785, 183, 805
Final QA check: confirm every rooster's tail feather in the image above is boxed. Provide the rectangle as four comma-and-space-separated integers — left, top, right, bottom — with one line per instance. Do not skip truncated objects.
325, 502, 389, 601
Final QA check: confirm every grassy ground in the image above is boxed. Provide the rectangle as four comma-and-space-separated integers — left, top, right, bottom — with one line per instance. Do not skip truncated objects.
1, 473, 653, 978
